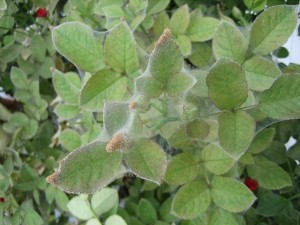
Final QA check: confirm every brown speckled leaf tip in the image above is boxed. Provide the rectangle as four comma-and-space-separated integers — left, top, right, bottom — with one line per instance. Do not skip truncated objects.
106, 133, 126, 152
155, 28, 172, 48
129, 101, 138, 110
46, 172, 59, 185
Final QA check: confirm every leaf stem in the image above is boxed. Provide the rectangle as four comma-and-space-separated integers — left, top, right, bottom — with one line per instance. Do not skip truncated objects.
200, 104, 259, 118
162, 93, 168, 116
83, 197, 101, 222
9, 128, 22, 148
289, 193, 300, 200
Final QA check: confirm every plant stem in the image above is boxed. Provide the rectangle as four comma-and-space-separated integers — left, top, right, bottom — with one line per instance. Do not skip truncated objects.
289, 193, 300, 200
200, 104, 259, 118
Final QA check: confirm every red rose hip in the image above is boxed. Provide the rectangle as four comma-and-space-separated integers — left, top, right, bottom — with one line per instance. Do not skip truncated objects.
35, 8, 48, 18
244, 177, 259, 191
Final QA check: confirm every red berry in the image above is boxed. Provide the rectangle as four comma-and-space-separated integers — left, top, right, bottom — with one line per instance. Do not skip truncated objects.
0, 197, 6, 203
35, 8, 48, 18
244, 177, 259, 191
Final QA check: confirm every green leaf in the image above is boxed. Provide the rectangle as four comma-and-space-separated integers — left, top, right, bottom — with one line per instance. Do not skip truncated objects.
87, 218, 102, 225
31, 34, 46, 63
52, 70, 80, 105
150, 29, 183, 82
243, 56, 281, 91
45, 185, 56, 204
256, 190, 292, 217
169, 4, 190, 35
172, 180, 211, 219
0, 42, 22, 63
188, 42, 214, 68
211, 176, 256, 213
135, 76, 164, 98
10, 67, 27, 89
166, 72, 195, 96
55, 190, 69, 211
207, 59, 248, 110
247, 156, 292, 190
187, 17, 219, 42
0, 0, 7, 10
91, 188, 118, 215
259, 74, 300, 119
137, 199, 157, 224
80, 69, 122, 111
249, 5, 297, 55
262, 140, 288, 164
102, 5, 124, 18
248, 128, 275, 154
243, 0, 266, 12
38, 57, 55, 79
103, 102, 130, 136
213, 21, 248, 64
141, 180, 159, 192
176, 34, 192, 56
153, 12, 169, 36
68, 195, 94, 220
274, 46, 289, 58
159, 197, 178, 222
208, 209, 239, 225
59, 129, 81, 151
105, 215, 127, 225
287, 143, 300, 160
218, 111, 255, 160
125, 139, 166, 184
164, 153, 199, 185
147, 0, 170, 15
52, 22, 105, 72
54, 104, 79, 120
190, 7, 203, 22
155, 221, 169, 225
46, 141, 123, 193
22, 119, 38, 139
14, 89, 31, 103
202, 144, 235, 175
23, 208, 43, 225
104, 22, 139, 74
186, 119, 210, 140
8, 112, 28, 128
